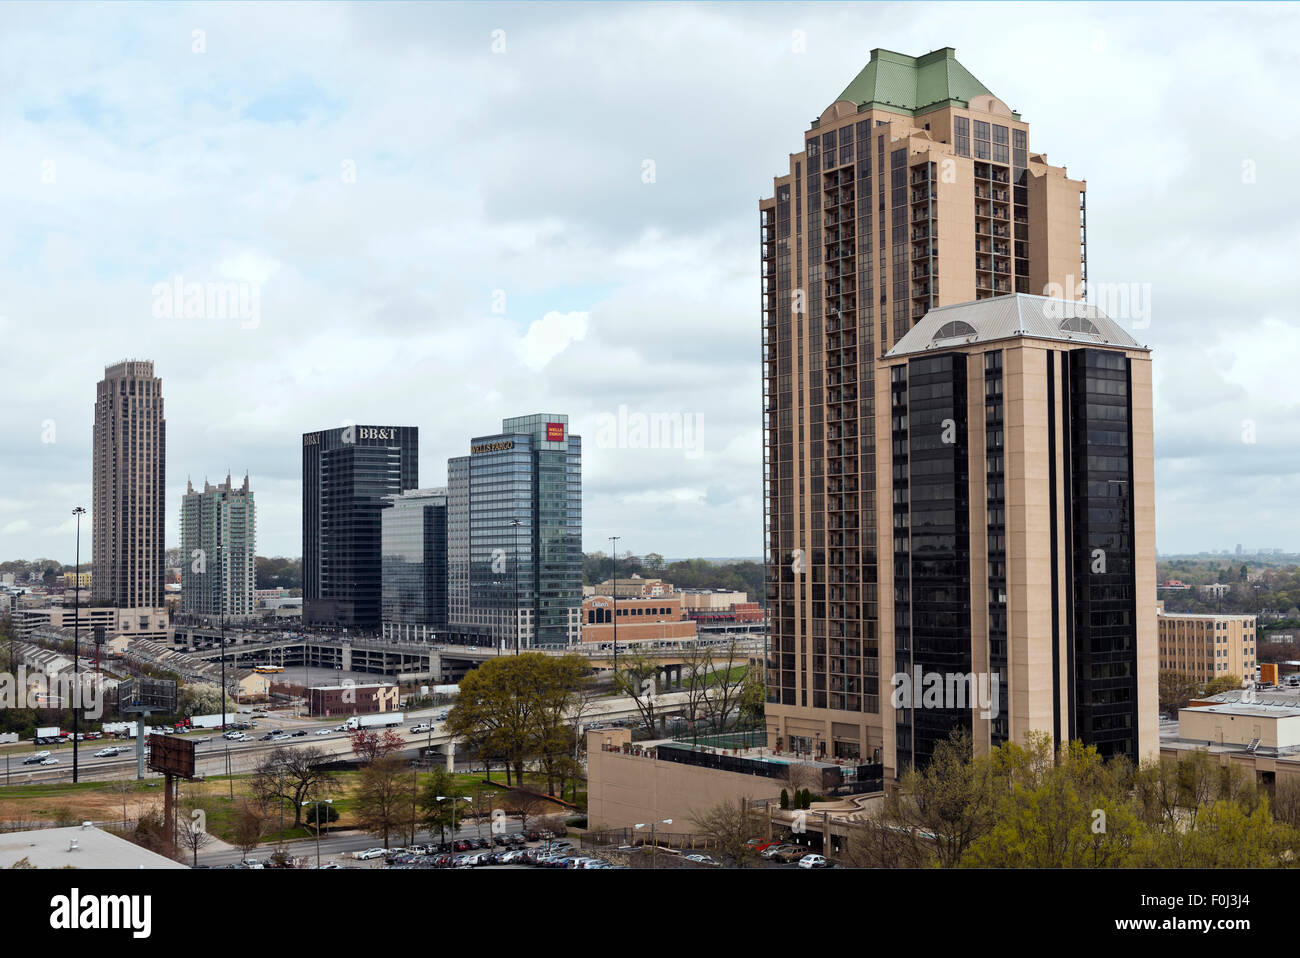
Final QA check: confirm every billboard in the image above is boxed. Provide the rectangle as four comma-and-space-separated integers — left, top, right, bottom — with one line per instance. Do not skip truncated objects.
147, 734, 195, 779
546, 422, 565, 442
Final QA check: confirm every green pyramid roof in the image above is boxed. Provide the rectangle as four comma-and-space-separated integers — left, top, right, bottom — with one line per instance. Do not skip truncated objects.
833, 47, 1014, 119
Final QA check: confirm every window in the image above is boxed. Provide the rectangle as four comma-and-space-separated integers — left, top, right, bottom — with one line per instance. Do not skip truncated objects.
954, 116, 970, 157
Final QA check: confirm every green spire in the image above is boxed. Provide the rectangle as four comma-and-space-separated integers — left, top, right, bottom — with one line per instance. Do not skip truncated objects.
836, 48, 1010, 117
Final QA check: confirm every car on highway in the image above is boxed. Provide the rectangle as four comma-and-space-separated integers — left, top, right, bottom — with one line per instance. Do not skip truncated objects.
355, 848, 386, 860
22, 755, 44, 765
436, 710, 449, 721
291, 730, 307, 737
40, 757, 60, 766
314, 729, 332, 736
410, 724, 432, 734
94, 747, 122, 757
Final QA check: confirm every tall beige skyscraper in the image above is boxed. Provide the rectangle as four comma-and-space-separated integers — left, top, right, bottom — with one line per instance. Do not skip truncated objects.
760, 48, 1154, 777
92, 360, 166, 608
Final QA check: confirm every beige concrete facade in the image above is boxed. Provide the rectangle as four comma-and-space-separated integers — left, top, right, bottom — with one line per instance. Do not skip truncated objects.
92, 360, 166, 609
872, 331, 1157, 769
585, 728, 783, 833
1159, 611, 1257, 684
761, 49, 1093, 775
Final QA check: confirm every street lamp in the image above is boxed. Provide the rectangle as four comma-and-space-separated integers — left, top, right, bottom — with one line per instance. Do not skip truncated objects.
609, 536, 620, 673
71, 506, 85, 784
436, 795, 471, 846
301, 798, 334, 868
510, 517, 522, 655
634, 818, 673, 868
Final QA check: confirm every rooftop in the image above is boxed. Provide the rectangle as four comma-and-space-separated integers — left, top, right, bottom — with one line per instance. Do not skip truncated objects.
887, 294, 1145, 358
834, 47, 1011, 118
0, 825, 187, 869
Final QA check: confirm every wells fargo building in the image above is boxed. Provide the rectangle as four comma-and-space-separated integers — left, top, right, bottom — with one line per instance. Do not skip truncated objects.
760, 48, 1156, 775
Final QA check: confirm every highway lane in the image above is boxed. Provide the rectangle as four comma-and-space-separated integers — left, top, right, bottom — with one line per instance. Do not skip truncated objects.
0, 689, 705, 785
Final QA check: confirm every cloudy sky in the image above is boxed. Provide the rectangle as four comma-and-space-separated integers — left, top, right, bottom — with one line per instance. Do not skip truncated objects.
1, 1, 1296, 563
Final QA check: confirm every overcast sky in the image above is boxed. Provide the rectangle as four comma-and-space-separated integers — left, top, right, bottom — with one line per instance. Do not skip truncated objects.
1, 1, 1296, 564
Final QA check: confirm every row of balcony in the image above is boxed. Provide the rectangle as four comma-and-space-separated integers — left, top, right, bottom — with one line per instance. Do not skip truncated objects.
975, 204, 1010, 220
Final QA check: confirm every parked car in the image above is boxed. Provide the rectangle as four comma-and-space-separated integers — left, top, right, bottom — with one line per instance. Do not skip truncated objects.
355, 848, 386, 860
775, 845, 811, 863
761, 843, 796, 860
746, 838, 779, 853
797, 854, 832, 869
685, 854, 720, 866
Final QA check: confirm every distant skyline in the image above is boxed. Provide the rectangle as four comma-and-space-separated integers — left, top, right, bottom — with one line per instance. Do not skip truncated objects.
3, 2, 1298, 561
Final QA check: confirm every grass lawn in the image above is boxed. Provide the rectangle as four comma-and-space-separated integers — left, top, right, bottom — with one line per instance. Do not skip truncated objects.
1, 765, 585, 845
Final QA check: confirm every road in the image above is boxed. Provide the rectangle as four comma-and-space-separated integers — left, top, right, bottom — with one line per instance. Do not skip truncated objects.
1, 689, 701, 785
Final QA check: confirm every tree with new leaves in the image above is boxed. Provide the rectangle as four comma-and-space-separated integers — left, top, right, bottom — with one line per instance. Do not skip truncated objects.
349, 728, 406, 764
447, 652, 588, 786
418, 767, 464, 843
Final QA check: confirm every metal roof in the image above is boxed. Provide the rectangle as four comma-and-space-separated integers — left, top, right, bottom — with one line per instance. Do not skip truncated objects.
886, 293, 1146, 358
836, 48, 1002, 117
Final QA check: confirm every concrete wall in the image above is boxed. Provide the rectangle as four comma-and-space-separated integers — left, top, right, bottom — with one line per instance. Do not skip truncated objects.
586, 729, 783, 833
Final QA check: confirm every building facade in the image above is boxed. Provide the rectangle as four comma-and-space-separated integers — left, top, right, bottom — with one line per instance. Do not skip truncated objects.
381, 488, 449, 640
302, 425, 419, 629
1158, 610, 1257, 684
179, 474, 256, 618
92, 360, 166, 608
580, 594, 697, 646
447, 414, 582, 648
761, 48, 1105, 775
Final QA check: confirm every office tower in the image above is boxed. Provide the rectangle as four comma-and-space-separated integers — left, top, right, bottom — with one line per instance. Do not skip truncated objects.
761, 48, 1101, 772
179, 474, 256, 618
447, 414, 582, 649
302, 425, 418, 629
381, 487, 449, 641
878, 296, 1156, 770
92, 360, 166, 608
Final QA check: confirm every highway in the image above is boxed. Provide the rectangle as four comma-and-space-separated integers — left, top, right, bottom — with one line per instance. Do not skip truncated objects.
1, 689, 700, 785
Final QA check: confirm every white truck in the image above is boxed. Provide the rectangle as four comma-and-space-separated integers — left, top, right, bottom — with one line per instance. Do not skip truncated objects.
188, 713, 234, 730
36, 726, 61, 740
344, 712, 404, 731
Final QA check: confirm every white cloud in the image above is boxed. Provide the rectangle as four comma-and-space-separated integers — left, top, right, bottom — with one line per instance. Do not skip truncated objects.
517, 310, 589, 371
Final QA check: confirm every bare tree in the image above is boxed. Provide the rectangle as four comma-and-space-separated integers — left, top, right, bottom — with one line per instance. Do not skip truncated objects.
232, 801, 267, 860
177, 809, 213, 867
250, 746, 336, 829
504, 788, 550, 833
689, 796, 763, 867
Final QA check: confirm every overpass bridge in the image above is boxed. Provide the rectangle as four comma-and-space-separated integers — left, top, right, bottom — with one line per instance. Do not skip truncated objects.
178, 630, 766, 684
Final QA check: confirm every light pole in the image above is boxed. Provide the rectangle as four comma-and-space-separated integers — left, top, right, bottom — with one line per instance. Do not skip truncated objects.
301, 798, 333, 868
71, 506, 85, 784
437, 795, 471, 846
609, 535, 620, 674
635, 818, 672, 868
510, 517, 522, 655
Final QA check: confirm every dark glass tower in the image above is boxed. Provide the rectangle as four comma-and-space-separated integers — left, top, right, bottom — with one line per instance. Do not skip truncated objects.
302, 425, 418, 629
381, 488, 448, 640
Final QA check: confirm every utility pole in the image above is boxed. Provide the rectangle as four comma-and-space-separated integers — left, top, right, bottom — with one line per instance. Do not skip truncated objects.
71, 506, 85, 784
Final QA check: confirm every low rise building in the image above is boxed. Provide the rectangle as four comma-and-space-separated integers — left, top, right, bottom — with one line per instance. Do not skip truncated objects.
592, 575, 673, 598
13, 605, 170, 644
1157, 610, 1256, 683
308, 682, 400, 717
580, 594, 697, 645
